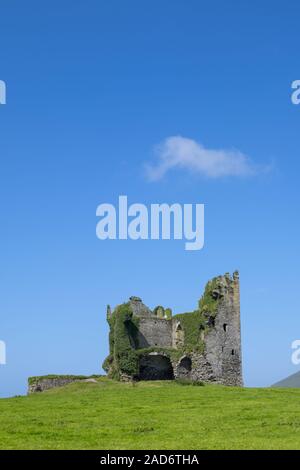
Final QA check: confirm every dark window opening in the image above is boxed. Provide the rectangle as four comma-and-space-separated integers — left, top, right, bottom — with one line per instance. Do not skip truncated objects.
223, 323, 228, 332
231, 349, 235, 355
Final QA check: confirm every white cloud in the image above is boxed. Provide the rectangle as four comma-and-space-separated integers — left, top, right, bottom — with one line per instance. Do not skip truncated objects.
145, 136, 257, 181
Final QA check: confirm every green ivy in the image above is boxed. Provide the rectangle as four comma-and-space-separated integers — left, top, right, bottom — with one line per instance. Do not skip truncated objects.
104, 276, 223, 380
136, 347, 182, 362
106, 303, 140, 378
28, 375, 102, 386
102, 355, 113, 373
173, 310, 206, 353
198, 277, 220, 317
165, 308, 172, 319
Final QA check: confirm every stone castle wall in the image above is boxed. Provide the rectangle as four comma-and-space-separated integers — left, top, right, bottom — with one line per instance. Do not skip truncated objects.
137, 317, 173, 348
105, 271, 243, 386
28, 375, 101, 394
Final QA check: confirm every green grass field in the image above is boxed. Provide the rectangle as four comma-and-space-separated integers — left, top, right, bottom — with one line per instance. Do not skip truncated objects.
0, 378, 300, 450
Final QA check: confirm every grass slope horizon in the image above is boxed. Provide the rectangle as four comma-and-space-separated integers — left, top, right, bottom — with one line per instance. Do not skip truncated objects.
1, 378, 300, 450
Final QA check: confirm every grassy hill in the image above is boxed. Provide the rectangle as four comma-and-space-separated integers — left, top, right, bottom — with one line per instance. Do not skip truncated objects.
1, 377, 300, 449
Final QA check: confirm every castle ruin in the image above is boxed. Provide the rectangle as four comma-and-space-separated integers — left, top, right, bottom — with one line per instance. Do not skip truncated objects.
103, 271, 242, 386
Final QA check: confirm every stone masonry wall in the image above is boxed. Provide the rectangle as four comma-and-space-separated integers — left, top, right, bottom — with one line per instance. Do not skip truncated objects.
105, 271, 243, 386
28, 376, 100, 394
204, 272, 242, 386
137, 317, 173, 348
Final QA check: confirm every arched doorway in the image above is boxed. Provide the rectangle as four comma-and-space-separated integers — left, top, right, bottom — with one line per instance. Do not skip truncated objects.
139, 354, 174, 380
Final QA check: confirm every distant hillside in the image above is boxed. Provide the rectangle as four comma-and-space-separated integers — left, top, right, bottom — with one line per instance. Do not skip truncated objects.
272, 371, 300, 388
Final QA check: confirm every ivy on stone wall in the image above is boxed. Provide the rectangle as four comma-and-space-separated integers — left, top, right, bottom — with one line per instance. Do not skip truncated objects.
105, 303, 140, 379
173, 277, 221, 353
136, 347, 182, 362
173, 310, 206, 353
104, 276, 223, 379
198, 277, 221, 317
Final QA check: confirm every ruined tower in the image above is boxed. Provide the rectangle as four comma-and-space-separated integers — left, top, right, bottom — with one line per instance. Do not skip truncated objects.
103, 271, 242, 386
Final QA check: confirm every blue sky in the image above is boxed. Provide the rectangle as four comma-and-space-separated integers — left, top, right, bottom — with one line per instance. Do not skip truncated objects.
0, 0, 300, 397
